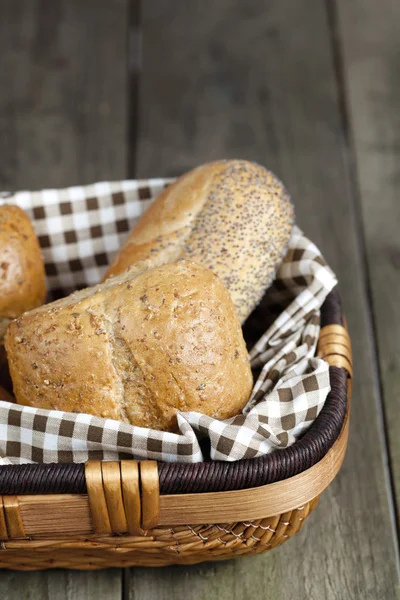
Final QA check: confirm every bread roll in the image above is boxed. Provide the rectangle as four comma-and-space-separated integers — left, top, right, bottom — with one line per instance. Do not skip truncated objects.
6, 260, 253, 431
0, 205, 46, 391
0, 205, 46, 323
105, 160, 294, 323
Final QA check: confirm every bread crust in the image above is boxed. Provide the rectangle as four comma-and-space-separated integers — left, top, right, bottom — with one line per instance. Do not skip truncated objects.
0, 205, 46, 319
105, 160, 294, 322
6, 260, 253, 431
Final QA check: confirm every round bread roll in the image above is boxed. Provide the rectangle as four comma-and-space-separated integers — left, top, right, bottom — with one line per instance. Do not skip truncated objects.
0, 205, 46, 392
105, 160, 294, 323
0, 205, 46, 324
6, 260, 253, 431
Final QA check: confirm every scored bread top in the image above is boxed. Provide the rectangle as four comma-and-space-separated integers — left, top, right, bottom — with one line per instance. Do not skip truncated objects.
6, 260, 253, 431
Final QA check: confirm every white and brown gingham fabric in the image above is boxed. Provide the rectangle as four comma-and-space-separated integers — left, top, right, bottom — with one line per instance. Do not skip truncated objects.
0, 180, 337, 464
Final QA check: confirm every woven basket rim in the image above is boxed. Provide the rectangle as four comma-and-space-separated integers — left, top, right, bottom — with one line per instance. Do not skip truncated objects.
0, 288, 349, 497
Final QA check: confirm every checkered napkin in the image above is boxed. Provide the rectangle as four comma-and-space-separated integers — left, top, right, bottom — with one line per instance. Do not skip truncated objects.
0, 180, 337, 464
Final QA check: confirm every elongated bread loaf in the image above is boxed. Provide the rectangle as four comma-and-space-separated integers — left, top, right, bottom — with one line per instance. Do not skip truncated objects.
6, 260, 253, 431
105, 160, 294, 322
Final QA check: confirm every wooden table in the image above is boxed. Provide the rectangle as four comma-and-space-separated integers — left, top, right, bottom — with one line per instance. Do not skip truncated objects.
0, 1, 399, 598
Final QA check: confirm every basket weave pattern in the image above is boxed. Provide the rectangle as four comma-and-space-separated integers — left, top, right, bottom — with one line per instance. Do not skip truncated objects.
0, 292, 351, 569
0, 500, 319, 569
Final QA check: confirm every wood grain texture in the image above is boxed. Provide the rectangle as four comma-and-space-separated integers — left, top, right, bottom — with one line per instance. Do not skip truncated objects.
0, 571, 122, 600
101, 462, 128, 534
131, 0, 400, 598
0, 0, 128, 191
0, 417, 347, 540
140, 461, 160, 530
85, 461, 112, 534
317, 324, 353, 375
3, 496, 25, 538
0, 0, 128, 596
121, 461, 141, 535
0, 497, 8, 540
334, 0, 400, 526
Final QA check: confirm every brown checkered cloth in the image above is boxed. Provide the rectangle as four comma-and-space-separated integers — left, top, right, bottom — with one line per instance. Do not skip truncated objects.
0, 180, 337, 464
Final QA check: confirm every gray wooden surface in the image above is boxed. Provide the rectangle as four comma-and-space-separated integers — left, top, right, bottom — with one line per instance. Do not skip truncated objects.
0, 1, 126, 597
0, 1, 399, 598
336, 0, 400, 516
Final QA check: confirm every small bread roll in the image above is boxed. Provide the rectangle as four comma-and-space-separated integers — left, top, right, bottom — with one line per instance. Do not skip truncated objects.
0, 205, 46, 323
105, 160, 294, 322
0, 205, 46, 390
6, 260, 253, 431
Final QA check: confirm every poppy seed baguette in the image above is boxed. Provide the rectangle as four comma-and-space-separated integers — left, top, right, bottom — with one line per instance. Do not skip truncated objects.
105, 160, 294, 323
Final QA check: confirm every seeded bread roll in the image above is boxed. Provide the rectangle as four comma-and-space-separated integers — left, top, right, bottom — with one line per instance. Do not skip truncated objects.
105, 160, 294, 323
6, 260, 253, 431
0, 205, 46, 325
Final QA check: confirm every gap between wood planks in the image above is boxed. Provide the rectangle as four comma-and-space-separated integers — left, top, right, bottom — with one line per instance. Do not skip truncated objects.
128, 0, 400, 596
128, 0, 141, 179
326, 0, 400, 575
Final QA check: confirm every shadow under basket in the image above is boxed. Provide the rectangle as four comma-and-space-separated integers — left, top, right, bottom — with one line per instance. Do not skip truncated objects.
0, 289, 352, 570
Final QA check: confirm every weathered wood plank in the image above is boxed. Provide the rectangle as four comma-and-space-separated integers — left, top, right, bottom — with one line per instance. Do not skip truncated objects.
0, 0, 128, 191
0, 0, 128, 596
129, 1, 400, 598
334, 0, 400, 527
0, 570, 122, 600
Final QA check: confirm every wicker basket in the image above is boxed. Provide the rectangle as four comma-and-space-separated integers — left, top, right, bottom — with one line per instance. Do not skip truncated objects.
0, 289, 351, 570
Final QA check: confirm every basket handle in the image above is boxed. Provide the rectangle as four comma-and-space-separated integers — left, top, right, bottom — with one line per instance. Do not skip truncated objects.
317, 323, 353, 378
83, 323, 352, 536
85, 460, 159, 534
